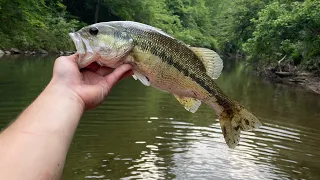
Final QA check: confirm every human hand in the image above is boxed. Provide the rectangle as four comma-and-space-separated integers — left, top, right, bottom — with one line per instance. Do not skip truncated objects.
0, 54, 133, 179
49, 54, 132, 110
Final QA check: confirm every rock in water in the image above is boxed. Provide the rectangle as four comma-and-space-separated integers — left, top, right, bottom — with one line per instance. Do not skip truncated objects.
64, 51, 74, 55
0, 50, 4, 58
39, 49, 49, 54
10, 48, 21, 54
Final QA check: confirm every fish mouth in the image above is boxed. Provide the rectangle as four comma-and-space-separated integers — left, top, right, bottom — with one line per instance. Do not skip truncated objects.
69, 32, 98, 68
69, 32, 85, 54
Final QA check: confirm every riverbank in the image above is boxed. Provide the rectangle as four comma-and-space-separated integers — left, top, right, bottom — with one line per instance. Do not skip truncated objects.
258, 65, 320, 94
0, 48, 75, 56
2, 51, 319, 94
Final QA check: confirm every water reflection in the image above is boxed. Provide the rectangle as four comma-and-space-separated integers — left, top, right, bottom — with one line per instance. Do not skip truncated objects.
0, 56, 319, 179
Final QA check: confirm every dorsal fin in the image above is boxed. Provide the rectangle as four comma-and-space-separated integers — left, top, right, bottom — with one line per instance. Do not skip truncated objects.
190, 47, 224, 79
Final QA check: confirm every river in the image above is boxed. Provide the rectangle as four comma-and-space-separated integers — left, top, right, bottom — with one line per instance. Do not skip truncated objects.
0, 55, 319, 179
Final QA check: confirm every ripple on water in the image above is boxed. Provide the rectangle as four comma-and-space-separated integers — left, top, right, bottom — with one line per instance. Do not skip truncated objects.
77, 113, 320, 180
1, 57, 320, 180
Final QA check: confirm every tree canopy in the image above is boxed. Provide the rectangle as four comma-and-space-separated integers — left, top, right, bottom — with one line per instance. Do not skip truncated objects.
0, 0, 319, 71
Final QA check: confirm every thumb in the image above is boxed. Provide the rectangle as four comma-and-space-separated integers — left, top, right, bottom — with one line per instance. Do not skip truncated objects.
104, 64, 132, 89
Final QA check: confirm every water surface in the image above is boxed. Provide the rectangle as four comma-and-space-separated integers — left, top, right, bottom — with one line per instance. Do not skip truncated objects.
0, 55, 319, 179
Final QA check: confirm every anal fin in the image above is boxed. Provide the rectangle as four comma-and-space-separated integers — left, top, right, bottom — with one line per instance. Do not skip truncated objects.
174, 95, 201, 113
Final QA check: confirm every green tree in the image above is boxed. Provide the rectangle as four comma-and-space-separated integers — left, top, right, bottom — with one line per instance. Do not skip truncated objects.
243, 0, 320, 71
0, 0, 80, 51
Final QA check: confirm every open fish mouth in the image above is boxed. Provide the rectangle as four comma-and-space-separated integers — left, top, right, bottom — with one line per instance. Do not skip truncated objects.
69, 32, 98, 68
69, 32, 85, 54
69, 32, 86, 63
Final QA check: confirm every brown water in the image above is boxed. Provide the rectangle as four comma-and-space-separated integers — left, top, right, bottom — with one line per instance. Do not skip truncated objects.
0, 55, 320, 180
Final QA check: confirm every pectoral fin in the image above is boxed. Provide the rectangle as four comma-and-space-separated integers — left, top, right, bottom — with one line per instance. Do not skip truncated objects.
174, 95, 201, 113
132, 70, 150, 86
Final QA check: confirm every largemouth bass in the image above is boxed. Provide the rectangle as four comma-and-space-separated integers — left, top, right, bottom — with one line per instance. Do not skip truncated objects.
69, 21, 261, 148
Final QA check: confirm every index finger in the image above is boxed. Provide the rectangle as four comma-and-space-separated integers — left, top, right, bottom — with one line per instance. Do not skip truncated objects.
105, 64, 133, 89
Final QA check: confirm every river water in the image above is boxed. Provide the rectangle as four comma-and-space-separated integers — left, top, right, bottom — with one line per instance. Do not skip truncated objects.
0, 55, 319, 179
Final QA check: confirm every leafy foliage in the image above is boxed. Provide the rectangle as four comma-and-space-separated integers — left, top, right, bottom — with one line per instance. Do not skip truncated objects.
213, 0, 320, 71
243, 0, 320, 71
0, 0, 319, 71
95, 0, 220, 49
215, 0, 268, 53
0, 0, 81, 51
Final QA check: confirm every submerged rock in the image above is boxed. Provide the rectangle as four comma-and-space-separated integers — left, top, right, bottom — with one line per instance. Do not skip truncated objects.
10, 48, 21, 54
64, 51, 74, 55
39, 49, 49, 54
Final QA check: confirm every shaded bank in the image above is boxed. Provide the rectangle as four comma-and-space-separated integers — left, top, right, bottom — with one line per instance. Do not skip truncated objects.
0, 48, 75, 56
257, 64, 320, 94
223, 54, 320, 95
1, 52, 318, 95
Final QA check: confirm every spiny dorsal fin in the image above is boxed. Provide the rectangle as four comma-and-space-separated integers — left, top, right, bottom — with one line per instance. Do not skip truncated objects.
190, 47, 224, 79
174, 95, 201, 113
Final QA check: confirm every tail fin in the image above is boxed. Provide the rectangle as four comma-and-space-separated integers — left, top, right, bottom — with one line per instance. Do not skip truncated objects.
219, 108, 261, 148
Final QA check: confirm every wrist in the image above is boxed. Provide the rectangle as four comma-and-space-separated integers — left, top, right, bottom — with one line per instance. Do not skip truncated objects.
45, 80, 85, 113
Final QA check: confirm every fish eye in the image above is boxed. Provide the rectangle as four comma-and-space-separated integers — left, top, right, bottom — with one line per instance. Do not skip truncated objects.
89, 27, 99, 36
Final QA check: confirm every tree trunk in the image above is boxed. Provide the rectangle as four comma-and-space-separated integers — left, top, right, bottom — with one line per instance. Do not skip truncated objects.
94, 0, 101, 23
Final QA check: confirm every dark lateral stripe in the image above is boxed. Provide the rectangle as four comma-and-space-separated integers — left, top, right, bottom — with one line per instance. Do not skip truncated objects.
138, 42, 231, 113
194, 74, 233, 115
114, 26, 232, 114
139, 43, 190, 77
139, 43, 213, 94
195, 75, 232, 114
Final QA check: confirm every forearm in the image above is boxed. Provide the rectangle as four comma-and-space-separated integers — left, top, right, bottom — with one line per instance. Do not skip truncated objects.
0, 82, 84, 180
